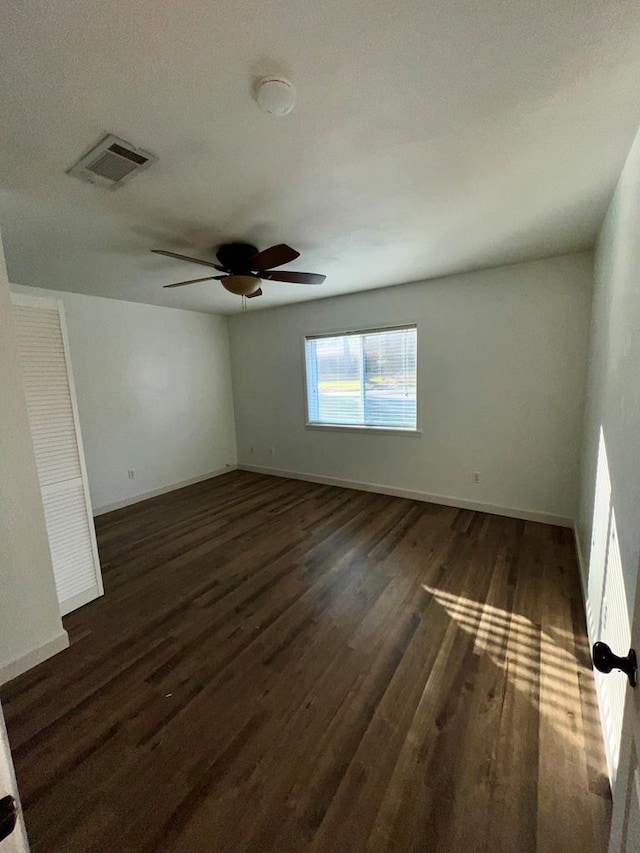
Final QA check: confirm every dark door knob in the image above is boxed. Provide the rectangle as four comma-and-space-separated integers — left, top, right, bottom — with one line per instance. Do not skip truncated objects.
0, 794, 17, 842
592, 642, 637, 688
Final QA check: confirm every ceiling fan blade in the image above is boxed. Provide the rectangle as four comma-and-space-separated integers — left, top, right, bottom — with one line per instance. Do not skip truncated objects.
246, 288, 263, 299
263, 271, 326, 284
163, 276, 224, 288
152, 250, 225, 271
250, 244, 300, 271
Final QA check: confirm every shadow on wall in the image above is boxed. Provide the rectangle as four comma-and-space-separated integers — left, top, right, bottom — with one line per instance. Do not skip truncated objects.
584, 426, 631, 784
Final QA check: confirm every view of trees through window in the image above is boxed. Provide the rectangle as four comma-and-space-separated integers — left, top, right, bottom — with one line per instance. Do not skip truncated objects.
305, 326, 417, 429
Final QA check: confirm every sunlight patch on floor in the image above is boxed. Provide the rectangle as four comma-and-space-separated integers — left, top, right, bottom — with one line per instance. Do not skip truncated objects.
421, 584, 601, 744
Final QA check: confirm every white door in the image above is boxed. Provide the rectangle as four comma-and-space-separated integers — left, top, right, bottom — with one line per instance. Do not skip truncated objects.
584, 428, 640, 851
11, 294, 103, 616
0, 704, 28, 852
607, 568, 640, 853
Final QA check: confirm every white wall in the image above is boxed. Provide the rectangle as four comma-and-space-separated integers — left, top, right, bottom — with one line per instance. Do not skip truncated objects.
577, 126, 640, 619
11, 286, 237, 513
0, 237, 68, 686
229, 253, 592, 525
575, 125, 640, 784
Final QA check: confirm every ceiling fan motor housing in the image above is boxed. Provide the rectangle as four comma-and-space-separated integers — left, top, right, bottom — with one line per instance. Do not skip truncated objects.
216, 243, 262, 295
216, 243, 260, 273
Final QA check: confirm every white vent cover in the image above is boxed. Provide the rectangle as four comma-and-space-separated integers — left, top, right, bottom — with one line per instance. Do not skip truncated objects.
67, 134, 157, 189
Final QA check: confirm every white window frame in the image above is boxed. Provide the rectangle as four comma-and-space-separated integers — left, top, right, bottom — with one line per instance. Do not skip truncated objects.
302, 322, 421, 435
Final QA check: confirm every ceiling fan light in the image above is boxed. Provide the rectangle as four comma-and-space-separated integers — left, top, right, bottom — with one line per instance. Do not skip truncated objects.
222, 275, 262, 296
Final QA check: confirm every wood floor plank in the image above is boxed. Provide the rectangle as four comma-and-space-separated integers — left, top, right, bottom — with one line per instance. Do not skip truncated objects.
0, 472, 611, 852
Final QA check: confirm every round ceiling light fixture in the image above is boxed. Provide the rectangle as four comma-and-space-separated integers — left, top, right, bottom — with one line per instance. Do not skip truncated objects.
222, 275, 262, 296
256, 77, 296, 116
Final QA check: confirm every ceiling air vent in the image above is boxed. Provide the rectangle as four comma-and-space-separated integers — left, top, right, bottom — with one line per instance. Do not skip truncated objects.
67, 134, 157, 189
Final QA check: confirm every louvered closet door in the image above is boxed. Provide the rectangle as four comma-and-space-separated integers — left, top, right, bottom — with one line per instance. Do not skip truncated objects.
11, 294, 103, 616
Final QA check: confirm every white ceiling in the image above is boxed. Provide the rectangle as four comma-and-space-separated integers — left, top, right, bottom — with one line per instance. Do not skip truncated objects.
0, 0, 639, 315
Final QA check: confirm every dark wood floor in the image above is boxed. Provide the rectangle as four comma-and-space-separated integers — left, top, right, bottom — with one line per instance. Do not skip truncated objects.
1, 472, 611, 852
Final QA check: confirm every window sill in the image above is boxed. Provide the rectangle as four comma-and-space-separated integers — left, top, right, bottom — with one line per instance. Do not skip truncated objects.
305, 423, 422, 437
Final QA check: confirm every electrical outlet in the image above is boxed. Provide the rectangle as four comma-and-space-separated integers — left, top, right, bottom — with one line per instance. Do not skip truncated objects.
269, 446, 275, 456
472, 471, 480, 484
127, 469, 135, 480
249, 446, 254, 455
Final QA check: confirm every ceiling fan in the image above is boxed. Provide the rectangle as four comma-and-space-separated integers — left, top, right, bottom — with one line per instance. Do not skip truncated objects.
152, 242, 326, 298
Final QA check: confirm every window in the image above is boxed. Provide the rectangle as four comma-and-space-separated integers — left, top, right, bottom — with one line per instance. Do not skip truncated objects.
304, 325, 417, 431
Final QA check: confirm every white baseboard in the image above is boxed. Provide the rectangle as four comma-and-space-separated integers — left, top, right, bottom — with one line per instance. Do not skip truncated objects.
92, 465, 237, 516
238, 464, 573, 527
59, 584, 103, 617
0, 630, 69, 687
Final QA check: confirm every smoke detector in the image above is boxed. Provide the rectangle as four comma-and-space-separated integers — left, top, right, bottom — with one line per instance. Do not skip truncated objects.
256, 77, 296, 116
67, 134, 157, 189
